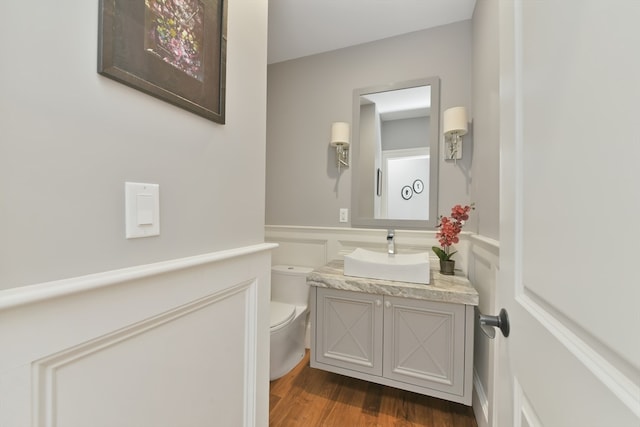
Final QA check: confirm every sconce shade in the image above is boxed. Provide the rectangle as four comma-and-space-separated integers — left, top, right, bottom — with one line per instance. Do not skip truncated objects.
331, 122, 350, 147
443, 107, 468, 135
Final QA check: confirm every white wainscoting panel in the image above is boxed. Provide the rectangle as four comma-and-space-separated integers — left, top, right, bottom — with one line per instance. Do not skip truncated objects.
468, 234, 499, 427
0, 243, 276, 427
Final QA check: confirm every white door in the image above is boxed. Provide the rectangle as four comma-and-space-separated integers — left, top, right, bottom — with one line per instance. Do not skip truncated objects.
496, 1, 640, 426
382, 148, 430, 220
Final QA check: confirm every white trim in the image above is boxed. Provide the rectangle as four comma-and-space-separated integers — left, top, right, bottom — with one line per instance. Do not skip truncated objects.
469, 234, 499, 250
514, 377, 543, 427
518, 294, 640, 418
266, 224, 438, 236
513, 0, 524, 299
0, 243, 277, 311
473, 369, 489, 426
267, 225, 364, 233
243, 279, 258, 427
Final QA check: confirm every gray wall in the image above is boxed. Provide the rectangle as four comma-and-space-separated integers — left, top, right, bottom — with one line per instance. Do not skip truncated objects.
0, 1, 269, 289
381, 117, 429, 151
470, 1, 500, 239
358, 104, 379, 218
266, 21, 473, 227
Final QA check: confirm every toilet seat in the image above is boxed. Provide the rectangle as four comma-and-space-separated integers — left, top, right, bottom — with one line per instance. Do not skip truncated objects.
270, 301, 296, 332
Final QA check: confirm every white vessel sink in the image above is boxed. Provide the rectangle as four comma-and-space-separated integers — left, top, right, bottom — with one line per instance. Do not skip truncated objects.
343, 248, 430, 284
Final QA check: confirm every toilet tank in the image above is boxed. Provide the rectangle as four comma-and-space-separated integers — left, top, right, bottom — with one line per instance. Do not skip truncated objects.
271, 265, 313, 307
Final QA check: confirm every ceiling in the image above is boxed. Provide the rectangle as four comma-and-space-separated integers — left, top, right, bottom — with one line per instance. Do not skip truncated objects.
361, 85, 431, 121
267, 0, 476, 64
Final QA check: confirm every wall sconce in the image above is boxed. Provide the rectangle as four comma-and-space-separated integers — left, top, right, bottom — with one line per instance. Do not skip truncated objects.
443, 106, 468, 161
331, 122, 350, 170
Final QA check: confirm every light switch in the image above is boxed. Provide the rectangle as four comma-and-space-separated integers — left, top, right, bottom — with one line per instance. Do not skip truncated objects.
125, 182, 160, 239
339, 208, 348, 223
136, 194, 154, 225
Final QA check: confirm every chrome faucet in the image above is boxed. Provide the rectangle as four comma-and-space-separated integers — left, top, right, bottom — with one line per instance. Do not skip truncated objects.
387, 230, 395, 254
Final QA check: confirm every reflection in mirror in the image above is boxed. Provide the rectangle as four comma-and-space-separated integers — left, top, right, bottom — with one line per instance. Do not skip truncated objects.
351, 77, 440, 230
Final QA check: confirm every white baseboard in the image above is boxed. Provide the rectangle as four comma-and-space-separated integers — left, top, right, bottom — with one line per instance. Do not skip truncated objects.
473, 369, 490, 427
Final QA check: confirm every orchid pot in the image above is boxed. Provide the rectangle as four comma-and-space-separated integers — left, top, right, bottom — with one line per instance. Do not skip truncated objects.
432, 204, 474, 276
439, 260, 455, 275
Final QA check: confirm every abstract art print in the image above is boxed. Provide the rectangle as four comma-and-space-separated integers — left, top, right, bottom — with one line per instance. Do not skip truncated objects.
98, 0, 227, 123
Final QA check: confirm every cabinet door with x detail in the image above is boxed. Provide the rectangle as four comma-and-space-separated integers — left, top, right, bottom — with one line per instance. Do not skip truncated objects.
315, 288, 383, 376
383, 296, 466, 396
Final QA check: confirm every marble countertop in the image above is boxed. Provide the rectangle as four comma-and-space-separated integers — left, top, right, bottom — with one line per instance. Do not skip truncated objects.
308, 259, 479, 306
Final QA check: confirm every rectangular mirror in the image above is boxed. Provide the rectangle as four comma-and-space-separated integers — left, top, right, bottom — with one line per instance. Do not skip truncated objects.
351, 77, 440, 229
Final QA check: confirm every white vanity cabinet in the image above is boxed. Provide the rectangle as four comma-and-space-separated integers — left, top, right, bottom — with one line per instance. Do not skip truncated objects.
308, 261, 478, 406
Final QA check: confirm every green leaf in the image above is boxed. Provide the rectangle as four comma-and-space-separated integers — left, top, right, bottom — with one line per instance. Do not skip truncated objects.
432, 246, 457, 261
432, 246, 447, 260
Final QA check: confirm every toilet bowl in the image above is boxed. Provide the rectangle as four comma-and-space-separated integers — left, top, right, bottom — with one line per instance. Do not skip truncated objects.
270, 265, 313, 381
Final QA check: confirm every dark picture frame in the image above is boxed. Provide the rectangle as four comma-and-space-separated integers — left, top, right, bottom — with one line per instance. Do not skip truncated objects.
98, 0, 227, 123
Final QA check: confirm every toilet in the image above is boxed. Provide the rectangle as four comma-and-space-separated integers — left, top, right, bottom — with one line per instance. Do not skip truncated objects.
270, 265, 313, 381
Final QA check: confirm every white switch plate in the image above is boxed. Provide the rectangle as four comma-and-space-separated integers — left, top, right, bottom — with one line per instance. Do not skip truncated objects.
339, 208, 349, 223
125, 182, 160, 239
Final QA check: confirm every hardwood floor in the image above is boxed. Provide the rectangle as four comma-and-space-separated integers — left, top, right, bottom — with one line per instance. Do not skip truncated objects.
270, 351, 478, 427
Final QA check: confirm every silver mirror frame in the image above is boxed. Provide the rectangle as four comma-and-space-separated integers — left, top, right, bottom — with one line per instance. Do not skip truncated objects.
351, 77, 440, 230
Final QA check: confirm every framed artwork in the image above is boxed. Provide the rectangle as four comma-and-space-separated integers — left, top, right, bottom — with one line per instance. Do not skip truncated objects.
98, 0, 227, 123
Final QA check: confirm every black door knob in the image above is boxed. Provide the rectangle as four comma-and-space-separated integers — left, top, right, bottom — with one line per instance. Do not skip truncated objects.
478, 308, 510, 338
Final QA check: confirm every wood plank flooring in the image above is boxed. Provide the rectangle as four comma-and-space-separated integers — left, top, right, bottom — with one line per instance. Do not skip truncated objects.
270, 350, 478, 427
